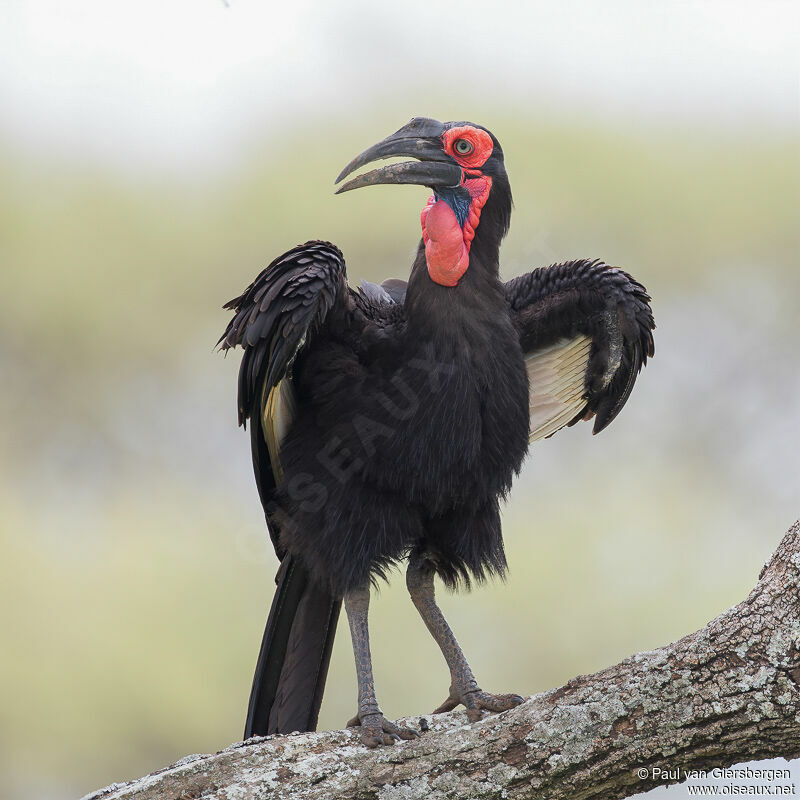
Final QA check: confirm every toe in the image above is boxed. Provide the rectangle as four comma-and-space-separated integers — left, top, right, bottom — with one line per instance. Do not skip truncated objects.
465, 706, 484, 722
352, 714, 416, 747
382, 718, 420, 739
391, 724, 420, 740
478, 691, 525, 712
451, 689, 527, 721
361, 729, 382, 747
432, 697, 459, 714
461, 691, 485, 721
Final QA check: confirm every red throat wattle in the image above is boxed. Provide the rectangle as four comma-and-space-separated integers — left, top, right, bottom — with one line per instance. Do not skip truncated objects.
420, 176, 492, 287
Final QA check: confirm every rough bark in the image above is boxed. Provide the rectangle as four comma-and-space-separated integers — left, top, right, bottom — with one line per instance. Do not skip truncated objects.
83, 520, 800, 800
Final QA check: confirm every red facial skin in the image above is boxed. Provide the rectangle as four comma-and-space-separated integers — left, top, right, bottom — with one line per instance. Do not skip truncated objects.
420, 126, 494, 287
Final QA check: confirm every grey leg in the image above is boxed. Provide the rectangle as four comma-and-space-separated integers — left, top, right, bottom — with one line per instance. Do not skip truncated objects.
344, 587, 419, 747
406, 552, 524, 722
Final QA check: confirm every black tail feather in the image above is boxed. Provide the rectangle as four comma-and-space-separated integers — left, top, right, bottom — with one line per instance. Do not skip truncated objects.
244, 556, 341, 738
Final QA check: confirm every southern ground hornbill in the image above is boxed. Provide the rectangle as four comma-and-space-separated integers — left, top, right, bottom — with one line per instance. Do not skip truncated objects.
219, 117, 655, 747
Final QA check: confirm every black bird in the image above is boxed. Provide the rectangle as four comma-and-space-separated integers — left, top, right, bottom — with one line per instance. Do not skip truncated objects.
220, 118, 655, 747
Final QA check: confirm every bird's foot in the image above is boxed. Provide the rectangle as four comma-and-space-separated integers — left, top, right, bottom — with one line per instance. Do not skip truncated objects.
432, 687, 525, 722
346, 711, 420, 748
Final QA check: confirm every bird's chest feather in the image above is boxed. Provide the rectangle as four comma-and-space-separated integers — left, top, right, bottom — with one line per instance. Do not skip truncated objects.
350, 310, 529, 511
293, 296, 530, 513
404, 328, 528, 508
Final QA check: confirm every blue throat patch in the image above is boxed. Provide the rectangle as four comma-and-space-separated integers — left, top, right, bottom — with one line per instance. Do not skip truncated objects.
434, 186, 471, 228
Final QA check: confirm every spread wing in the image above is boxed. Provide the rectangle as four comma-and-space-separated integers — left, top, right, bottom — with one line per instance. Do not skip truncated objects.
505, 259, 655, 441
218, 241, 350, 554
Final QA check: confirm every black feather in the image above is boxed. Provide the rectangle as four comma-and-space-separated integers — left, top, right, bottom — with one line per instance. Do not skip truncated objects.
505, 259, 655, 435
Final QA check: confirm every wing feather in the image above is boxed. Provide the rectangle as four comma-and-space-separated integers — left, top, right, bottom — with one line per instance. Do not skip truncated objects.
219, 240, 349, 554
262, 378, 298, 481
527, 335, 592, 441
219, 240, 347, 425
506, 259, 655, 441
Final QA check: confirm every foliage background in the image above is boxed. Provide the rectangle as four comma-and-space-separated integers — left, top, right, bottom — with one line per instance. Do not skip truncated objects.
0, 2, 797, 798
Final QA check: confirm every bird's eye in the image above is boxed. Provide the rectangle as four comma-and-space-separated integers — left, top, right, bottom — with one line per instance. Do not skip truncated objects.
454, 139, 474, 156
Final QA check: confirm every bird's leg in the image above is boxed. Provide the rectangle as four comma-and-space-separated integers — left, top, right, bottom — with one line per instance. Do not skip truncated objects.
406, 552, 525, 722
343, 587, 419, 747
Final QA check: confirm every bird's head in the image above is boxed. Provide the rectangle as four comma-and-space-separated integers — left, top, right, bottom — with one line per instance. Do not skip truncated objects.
335, 117, 511, 287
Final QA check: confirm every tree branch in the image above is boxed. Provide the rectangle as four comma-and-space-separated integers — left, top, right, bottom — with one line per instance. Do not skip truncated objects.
83, 520, 800, 800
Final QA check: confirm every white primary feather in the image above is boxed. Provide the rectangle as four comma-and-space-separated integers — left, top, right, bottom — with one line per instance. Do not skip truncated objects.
261, 378, 297, 479
527, 335, 592, 442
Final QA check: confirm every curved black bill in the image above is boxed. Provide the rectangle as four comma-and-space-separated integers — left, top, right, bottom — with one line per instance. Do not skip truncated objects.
335, 118, 462, 195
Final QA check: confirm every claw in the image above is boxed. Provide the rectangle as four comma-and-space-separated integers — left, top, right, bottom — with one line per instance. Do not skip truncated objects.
347, 712, 420, 748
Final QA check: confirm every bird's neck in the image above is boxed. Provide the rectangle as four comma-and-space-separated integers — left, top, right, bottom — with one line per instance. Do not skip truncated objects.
405, 178, 512, 343
420, 178, 493, 287
417, 176, 511, 289
405, 239, 506, 348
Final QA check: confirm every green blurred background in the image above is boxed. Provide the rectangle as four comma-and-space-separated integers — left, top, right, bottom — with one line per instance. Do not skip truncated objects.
1, 2, 798, 799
